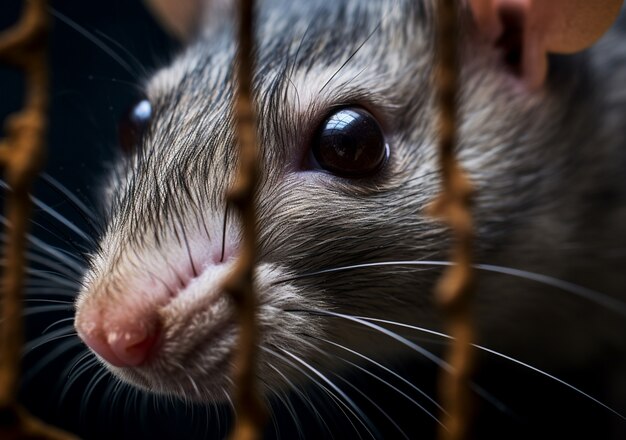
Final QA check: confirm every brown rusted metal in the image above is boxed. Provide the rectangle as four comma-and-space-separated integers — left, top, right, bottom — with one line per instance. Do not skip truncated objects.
429, 1, 477, 440
0, 0, 77, 438
222, 0, 267, 439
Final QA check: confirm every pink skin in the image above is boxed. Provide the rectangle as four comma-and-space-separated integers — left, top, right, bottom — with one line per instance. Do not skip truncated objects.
75, 238, 234, 368
467, 0, 622, 89
76, 316, 160, 367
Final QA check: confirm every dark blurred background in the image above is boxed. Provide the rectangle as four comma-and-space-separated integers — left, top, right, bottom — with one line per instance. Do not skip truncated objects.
1, 0, 177, 195
0, 1, 620, 439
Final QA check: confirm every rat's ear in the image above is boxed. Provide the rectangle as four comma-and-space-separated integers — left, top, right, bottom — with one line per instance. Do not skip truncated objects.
467, 0, 623, 89
143, 0, 235, 41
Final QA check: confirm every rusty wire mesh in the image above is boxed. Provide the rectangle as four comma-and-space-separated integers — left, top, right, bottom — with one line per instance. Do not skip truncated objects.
223, 0, 267, 439
430, 1, 476, 439
0, 0, 476, 439
0, 0, 76, 438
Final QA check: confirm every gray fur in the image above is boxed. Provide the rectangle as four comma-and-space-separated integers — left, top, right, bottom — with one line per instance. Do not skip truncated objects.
75, 0, 626, 418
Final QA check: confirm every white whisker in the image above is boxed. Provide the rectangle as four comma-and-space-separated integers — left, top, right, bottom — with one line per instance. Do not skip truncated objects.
41, 173, 99, 224
332, 371, 411, 439
354, 314, 626, 421
20, 338, 82, 385
20, 304, 73, 318
59, 356, 100, 405
25, 267, 81, 289
266, 345, 379, 439
23, 298, 73, 305
80, 368, 111, 416
266, 362, 332, 438
23, 326, 77, 355
277, 260, 626, 316
266, 369, 305, 440
42, 317, 76, 335
0, 180, 93, 243
48, 8, 139, 78
26, 233, 85, 272
317, 335, 445, 414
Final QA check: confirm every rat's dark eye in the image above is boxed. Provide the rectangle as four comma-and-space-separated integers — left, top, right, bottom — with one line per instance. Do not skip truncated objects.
118, 99, 152, 153
311, 107, 388, 177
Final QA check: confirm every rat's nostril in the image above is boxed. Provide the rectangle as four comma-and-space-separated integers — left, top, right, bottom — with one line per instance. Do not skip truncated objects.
77, 314, 161, 368
106, 322, 160, 367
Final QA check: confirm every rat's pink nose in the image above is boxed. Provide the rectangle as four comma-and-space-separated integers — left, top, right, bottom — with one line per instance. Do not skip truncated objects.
76, 316, 160, 368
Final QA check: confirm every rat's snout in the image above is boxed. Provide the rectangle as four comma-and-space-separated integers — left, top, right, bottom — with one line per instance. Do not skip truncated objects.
75, 236, 238, 370
75, 303, 162, 368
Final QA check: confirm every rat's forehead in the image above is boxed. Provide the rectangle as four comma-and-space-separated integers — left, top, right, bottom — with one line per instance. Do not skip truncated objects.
146, 0, 430, 98
140, 0, 433, 174
102, 0, 437, 247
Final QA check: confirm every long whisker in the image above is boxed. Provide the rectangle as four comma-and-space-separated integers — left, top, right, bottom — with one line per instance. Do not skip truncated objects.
25, 233, 85, 273
266, 345, 379, 439
23, 298, 73, 305
93, 30, 148, 78
24, 267, 81, 288
42, 317, 76, 335
80, 367, 111, 417
109, 380, 131, 417
331, 372, 411, 440
174, 360, 203, 401
99, 376, 121, 419
265, 365, 305, 440
274, 390, 305, 440
266, 362, 333, 438
23, 288, 76, 297
23, 326, 77, 355
41, 173, 101, 233
48, 8, 139, 78
290, 309, 508, 415
337, 354, 445, 431
309, 310, 626, 421
22, 284, 76, 296
313, 334, 446, 415
62, 350, 95, 384
20, 338, 82, 385
276, 260, 626, 316
20, 304, 73, 318
259, 376, 282, 439
1, 217, 90, 266
31, 196, 94, 243
59, 356, 100, 405
297, 332, 445, 430
263, 346, 365, 438
295, 309, 449, 371
1, 180, 94, 243
13, 249, 83, 279
296, 331, 446, 425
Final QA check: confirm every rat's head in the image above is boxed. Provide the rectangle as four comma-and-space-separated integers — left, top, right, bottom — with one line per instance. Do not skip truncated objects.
74, 0, 612, 401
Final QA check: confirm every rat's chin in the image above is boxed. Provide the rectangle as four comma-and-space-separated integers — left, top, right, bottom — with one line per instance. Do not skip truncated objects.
107, 322, 239, 402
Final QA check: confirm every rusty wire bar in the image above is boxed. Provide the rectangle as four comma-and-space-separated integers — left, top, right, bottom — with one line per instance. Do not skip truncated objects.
0, 0, 77, 439
222, 0, 267, 439
429, 1, 477, 440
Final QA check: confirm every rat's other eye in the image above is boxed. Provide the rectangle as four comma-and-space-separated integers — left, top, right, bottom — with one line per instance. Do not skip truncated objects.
310, 107, 388, 178
118, 99, 152, 153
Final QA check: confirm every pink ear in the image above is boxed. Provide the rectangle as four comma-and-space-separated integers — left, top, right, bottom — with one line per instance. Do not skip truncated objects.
468, 0, 622, 89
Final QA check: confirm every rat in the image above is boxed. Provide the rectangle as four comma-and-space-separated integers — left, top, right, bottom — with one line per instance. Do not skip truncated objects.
70, 0, 626, 436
